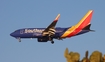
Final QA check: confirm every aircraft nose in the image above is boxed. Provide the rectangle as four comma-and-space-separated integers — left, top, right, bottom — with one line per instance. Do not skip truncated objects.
10, 32, 15, 37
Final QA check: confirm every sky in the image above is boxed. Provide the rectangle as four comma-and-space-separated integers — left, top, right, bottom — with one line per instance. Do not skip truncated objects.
0, 0, 105, 62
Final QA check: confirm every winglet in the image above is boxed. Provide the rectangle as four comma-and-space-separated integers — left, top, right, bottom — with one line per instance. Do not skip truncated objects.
54, 14, 60, 22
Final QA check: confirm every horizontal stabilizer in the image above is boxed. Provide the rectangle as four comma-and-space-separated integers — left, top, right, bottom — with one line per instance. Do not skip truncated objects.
83, 24, 91, 30
83, 24, 95, 32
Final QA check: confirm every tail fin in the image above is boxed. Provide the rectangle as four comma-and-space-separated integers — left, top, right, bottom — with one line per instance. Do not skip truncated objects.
74, 10, 93, 29
61, 10, 94, 38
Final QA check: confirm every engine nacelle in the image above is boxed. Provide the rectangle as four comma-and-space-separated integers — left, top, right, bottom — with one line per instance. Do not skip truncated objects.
37, 38, 48, 42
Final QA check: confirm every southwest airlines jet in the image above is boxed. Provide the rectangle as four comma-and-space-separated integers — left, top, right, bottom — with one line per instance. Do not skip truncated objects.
10, 10, 94, 44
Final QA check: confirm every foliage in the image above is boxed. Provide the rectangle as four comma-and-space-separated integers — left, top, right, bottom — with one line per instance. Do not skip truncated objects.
64, 48, 105, 62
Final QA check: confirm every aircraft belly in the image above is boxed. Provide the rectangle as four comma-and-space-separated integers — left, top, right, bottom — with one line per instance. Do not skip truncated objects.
53, 33, 61, 38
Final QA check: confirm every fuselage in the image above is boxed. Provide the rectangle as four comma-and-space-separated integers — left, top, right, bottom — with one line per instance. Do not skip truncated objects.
10, 27, 89, 39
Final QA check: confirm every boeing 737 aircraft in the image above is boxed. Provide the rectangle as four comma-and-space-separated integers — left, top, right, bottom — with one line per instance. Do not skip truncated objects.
10, 10, 94, 44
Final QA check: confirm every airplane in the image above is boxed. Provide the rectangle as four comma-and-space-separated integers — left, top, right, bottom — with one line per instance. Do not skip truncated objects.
10, 10, 94, 44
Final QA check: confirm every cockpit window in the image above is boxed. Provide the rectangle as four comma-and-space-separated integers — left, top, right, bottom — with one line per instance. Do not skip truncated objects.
14, 30, 20, 32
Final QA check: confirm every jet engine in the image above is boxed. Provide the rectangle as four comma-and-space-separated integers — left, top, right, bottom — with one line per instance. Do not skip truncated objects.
37, 37, 48, 42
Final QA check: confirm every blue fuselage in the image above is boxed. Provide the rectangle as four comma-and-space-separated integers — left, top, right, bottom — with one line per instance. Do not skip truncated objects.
10, 27, 89, 39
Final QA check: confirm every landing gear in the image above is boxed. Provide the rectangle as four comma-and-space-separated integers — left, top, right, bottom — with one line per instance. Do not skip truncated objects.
51, 41, 54, 44
48, 36, 54, 44
16, 37, 21, 42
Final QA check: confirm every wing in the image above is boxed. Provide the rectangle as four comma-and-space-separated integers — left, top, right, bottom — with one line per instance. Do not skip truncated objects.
42, 14, 60, 36
61, 10, 93, 37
